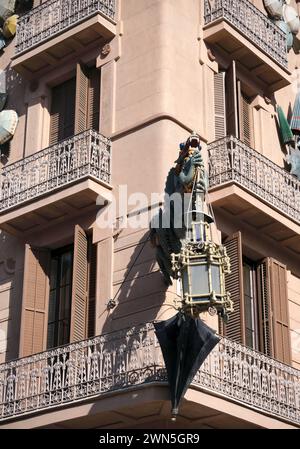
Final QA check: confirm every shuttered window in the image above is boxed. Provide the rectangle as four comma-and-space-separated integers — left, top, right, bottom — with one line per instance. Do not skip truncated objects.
221, 232, 246, 344
49, 77, 76, 146
257, 259, 291, 364
222, 61, 253, 146
214, 72, 227, 140
21, 228, 97, 355
70, 225, 89, 342
88, 242, 97, 338
225, 61, 239, 138
88, 67, 101, 132
237, 80, 253, 148
47, 246, 73, 349
221, 235, 292, 363
20, 246, 51, 357
50, 64, 100, 145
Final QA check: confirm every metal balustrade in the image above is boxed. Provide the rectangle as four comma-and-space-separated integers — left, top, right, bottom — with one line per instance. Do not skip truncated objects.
204, 0, 288, 68
0, 323, 299, 425
0, 130, 111, 213
208, 136, 300, 225
15, 0, 116, 55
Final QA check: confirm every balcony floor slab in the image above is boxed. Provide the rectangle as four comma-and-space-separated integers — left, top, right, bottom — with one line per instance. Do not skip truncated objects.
12, 14, 116, 78
0, 177, 112, 236
203, 20, 291, 93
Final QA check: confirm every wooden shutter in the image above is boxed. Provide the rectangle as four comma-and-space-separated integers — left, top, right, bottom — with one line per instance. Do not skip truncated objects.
49, 85, 61, 146
221, 232, 246, 344
75, 63, 89, 134
70, 225, 89, 342
19, 245, 51, 357
257, 260, 273, 357
257, 258, 291, 364
237, 81, 253, 147
87, 242, 97, 337
226, 61, 238, 138
214, 71, 227, 140
87, 67, 100, 132
49, 78, 76, 145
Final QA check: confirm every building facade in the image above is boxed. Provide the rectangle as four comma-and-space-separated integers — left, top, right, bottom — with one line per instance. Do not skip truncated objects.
0, 0, 300, 429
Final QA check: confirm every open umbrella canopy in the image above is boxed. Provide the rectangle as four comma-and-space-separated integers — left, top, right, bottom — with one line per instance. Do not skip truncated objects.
0, 109, 18, 145
0, 0, 16, 21
154, 313, 220, 416
2, 14, 18, 38
277, 105, 294, 144
290, 91, 300, 135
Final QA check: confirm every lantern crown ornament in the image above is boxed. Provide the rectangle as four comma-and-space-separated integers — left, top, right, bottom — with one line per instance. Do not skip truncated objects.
151, 133, 233, 322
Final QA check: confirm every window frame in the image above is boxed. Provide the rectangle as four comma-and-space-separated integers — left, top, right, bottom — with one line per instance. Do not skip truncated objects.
47, 244, 74, 349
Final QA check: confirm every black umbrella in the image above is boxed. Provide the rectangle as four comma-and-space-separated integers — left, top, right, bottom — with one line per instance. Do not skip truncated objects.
154, 313, 220, 416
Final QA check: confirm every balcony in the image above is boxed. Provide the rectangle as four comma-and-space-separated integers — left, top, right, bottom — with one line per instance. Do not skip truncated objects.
208, 136, 300, 255
0, 323, 299, 428
203, 0, 291, 92
0, 130, 112, 236
12, 0, 117, 77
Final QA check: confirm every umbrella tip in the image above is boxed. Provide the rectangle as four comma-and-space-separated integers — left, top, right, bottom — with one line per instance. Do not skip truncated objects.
171, 408, 178, 421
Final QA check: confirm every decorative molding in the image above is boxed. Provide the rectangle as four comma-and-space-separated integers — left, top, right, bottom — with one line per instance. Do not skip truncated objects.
101, 43, 111, 57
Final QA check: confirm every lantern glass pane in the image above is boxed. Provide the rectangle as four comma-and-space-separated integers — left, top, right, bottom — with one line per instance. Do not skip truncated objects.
182, 268, 189, 296
211, 264, 221, 294
190, 264, 209, 295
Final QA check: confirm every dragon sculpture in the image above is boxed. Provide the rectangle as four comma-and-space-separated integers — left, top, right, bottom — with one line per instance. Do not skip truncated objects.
150, 133, 208, 285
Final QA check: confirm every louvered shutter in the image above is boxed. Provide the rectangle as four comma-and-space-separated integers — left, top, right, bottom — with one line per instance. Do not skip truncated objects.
63, 78, 76, 139
258, 258, 291, 364
237, 81, 252, 147
70, 225, 88, 342
87, 242, 97, 337
49, 84, 61, 146
49, 78, 75, 145
214, 71, 227, 140
221, 232, 246, 344
87, 67, 100, 132
226, 61, 238, 138
75, 63, 89, 134
257, 260, 274, 357
19, 245, 51, 357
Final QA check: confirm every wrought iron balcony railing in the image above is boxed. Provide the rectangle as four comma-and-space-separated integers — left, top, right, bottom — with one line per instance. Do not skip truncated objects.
0, 323, 299, 425
204, 0, 288, 68
0, 130, 111, 213
15, 0, 116, 55
208, 136, 300, 225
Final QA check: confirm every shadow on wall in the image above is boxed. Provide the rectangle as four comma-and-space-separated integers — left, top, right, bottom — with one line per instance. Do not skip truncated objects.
102, 230, 169, 335
0, 231, 23, 362
85, 232, 169, 425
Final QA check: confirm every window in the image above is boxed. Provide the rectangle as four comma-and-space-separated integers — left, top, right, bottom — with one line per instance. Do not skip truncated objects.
19, 226, 97, 356
243, 259, 258, 350
214, 61, 254, 146
47, 246, 73, 349
49, 64, 100, 145
220, 232, 292, 364
50, 78, 76, 145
